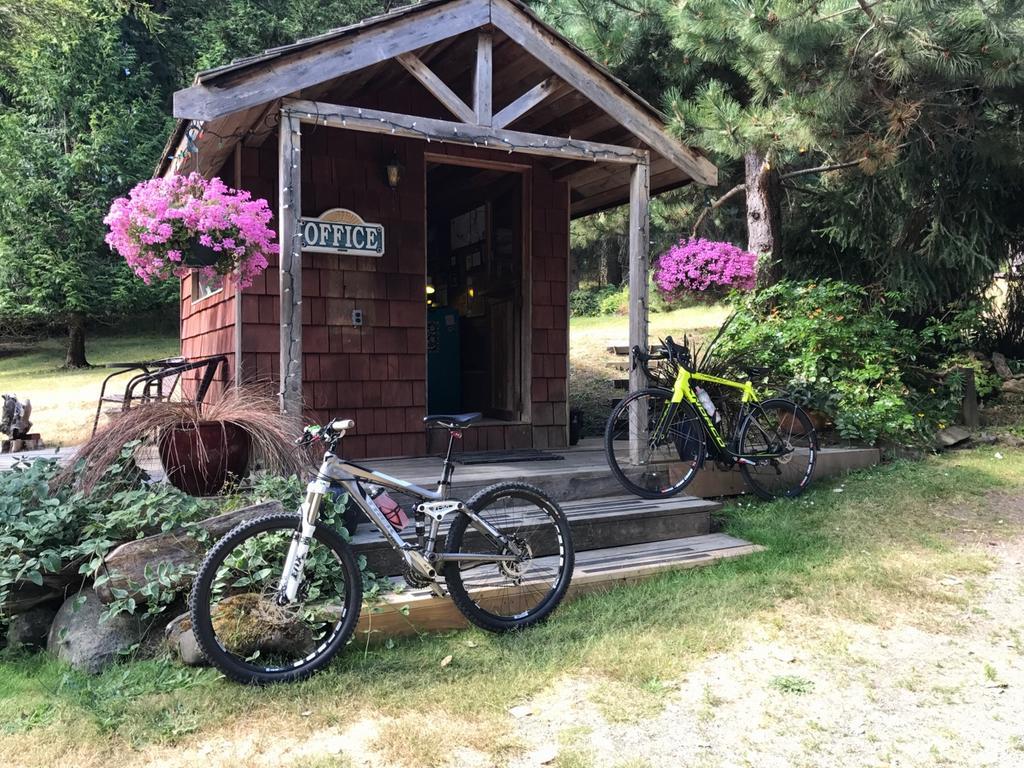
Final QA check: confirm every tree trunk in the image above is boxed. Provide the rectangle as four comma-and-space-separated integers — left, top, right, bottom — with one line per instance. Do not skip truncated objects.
744, 149, 783, 287
64, 313, 89, 369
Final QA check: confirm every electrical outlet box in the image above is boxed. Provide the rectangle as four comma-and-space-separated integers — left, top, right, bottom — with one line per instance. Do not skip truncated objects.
351, 309, 364, 327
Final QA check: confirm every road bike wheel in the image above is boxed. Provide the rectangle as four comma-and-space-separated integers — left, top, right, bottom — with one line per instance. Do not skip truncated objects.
737, 398, 818, 500
190, 512, 362, 685
604, 387, 707, 499
443, 482, 574, 633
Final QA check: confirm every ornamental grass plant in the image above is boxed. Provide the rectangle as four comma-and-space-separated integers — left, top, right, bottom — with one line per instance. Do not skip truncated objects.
59, 387, 305, 494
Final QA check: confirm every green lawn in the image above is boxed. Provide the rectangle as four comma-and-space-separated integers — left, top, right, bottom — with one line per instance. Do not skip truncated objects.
2, 445, 1021, 767
0, 333, 179, 447
569, 303, 731, 437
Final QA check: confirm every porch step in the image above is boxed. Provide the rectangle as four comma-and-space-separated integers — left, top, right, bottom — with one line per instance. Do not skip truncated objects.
356, 533, 760, 638
351, 494, 718, 577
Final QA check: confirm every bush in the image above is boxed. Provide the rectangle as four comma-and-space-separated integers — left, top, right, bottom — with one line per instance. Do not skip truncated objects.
654, 238, 757, 300
716, 280, 978, 445
569, 284, 628, 317
0, 447, 360, 636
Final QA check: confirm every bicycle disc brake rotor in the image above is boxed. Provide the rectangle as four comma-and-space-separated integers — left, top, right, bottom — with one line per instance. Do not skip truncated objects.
498, 536, 533, 580
774, 441, 795, 465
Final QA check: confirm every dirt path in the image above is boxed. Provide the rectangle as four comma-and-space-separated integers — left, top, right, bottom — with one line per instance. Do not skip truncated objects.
507, 535, 1024, 768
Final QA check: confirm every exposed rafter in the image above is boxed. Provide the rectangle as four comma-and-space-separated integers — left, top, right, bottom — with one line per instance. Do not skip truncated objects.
283, 98, 647, 164
173, 0, 490, 121
490, 0, 717, 186
396, 52, 476, 123
493, 75, 569, 129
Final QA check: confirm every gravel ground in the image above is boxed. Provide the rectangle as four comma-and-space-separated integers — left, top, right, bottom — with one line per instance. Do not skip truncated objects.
507, 535, 1024, 768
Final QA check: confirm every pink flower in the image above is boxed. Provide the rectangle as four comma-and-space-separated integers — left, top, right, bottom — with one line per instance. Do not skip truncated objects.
653, 238, 757, 299
104, 172, 275, 289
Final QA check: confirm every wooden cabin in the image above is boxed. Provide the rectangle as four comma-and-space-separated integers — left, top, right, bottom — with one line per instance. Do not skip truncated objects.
160, 0, 716, 459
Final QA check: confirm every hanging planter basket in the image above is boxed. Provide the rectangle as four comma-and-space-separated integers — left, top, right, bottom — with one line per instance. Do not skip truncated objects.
183, 241, 222, 268
104, 173, 275, 290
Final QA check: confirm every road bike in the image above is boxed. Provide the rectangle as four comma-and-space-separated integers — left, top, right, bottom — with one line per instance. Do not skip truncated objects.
190, 413, 574, 684
604, 337, 818, 500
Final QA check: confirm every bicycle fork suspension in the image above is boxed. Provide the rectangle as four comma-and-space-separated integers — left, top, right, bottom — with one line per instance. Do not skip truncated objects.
277, 482, 325, 603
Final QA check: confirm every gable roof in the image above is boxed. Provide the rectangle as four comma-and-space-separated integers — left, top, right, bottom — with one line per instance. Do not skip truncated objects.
161, 0, 716, 214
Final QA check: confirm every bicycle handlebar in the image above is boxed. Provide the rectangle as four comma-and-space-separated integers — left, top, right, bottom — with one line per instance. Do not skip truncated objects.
631, 335, 691, 382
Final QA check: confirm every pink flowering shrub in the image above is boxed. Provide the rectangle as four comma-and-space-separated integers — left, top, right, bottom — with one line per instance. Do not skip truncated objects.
104, 173, 275, 289
654, 238, 757, 300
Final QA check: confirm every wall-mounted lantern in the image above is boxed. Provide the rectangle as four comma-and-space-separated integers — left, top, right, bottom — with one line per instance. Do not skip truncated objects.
384, 154, 403, 189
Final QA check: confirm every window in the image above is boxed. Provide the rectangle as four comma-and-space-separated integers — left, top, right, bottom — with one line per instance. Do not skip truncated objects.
190, 271, 223, 303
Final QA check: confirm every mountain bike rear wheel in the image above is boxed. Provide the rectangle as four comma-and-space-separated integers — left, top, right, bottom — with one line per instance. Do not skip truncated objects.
444, 482, 574, 633
604, 387, 707, 499
737, 399, 818, 500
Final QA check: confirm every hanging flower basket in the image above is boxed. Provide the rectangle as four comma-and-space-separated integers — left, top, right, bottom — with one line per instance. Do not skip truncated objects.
653, 238, 758, 301
183, 240, 222, 268
103, 172, 276, 289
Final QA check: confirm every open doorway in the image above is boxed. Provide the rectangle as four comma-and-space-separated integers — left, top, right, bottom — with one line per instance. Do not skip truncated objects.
425, 160, 526, 422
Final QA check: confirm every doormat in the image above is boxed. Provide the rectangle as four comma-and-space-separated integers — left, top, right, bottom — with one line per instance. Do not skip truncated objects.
452, 449, 565, 465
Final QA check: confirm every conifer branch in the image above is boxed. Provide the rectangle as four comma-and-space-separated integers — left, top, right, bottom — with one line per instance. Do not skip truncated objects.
780, 158, 863, 180
691, 159, 863, 236
691, 182, 746, 236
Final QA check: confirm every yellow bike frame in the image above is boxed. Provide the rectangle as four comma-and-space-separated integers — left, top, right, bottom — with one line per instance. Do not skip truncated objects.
669, 368, 760, 451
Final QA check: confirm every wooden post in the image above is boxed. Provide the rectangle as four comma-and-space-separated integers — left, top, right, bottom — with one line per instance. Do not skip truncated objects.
233, 143, 244, 387
474, 30, 492, 126
627, 155, 650, 464
279, 111, 303, 422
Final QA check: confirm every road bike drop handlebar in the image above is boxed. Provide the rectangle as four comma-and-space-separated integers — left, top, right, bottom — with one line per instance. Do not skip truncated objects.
630, 335, 692, 382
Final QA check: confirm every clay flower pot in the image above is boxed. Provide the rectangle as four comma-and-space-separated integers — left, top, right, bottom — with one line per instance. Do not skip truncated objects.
158, 421, 251, 496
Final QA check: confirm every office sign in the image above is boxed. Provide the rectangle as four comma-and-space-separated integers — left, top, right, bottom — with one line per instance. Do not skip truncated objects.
300, 208, 384, 256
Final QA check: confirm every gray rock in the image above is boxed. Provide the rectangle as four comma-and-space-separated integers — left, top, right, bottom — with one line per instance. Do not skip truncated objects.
47, 591, 147, 673
1002, 378, 1024, 396
996, 433, 1024, 448
165, 612, 206, 667
974, 433, 999, 446
935, 425, 972, 448
992, 352, 1014, 380
7, 603, 59, 650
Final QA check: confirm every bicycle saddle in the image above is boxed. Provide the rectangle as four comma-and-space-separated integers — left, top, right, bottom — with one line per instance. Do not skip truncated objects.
423, 412, 482, 429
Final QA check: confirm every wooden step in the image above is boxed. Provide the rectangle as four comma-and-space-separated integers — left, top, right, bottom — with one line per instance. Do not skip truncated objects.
352, 494, 718, 577
606, 344, 664, 356
356, 533, 761, 638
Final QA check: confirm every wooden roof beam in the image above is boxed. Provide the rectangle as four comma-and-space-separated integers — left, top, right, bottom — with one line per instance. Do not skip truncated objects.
173, 0, 490, 121
473, 30, 493, 125
283, 98, 647, 164
493, 75, 571, 129
397, 52, 476, 123
491, 0, 716, 186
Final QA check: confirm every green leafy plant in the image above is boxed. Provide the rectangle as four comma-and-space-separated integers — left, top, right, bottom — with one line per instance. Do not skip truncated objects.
1, 444, 382, 641
716, 280, 979, 445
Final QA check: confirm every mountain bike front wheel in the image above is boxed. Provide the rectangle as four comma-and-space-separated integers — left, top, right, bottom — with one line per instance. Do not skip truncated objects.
738, 399, 818, 500
604, 387, 707, 499
190, 513, 363, 685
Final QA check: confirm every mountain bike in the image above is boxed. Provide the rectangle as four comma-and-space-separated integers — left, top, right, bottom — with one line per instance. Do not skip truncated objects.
190, 413, 574, 684
604, 337, 818, 500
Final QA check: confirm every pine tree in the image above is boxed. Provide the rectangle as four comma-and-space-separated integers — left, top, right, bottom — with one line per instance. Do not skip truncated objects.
540, 0, 1024, 310
0, 3, 172, 367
